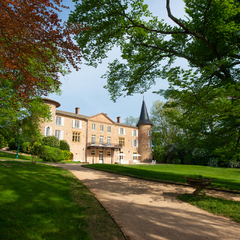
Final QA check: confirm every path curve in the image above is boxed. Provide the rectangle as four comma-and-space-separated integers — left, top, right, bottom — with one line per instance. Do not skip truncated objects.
58, 164, 240, 240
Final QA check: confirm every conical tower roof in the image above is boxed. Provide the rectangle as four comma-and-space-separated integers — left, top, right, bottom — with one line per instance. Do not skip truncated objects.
137, 100, 152, 126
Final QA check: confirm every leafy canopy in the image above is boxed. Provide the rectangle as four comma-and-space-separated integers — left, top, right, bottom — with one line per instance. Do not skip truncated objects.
0, 0, 87, 102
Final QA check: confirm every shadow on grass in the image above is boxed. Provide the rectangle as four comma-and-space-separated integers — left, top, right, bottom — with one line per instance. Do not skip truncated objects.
0, 161, 93, 240
84, 164, 240, 191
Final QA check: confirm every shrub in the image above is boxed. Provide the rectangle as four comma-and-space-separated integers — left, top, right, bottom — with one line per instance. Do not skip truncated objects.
8, 138, 18, 150
59, 140, 70, 151
172, 158, 181, 164
0, 134, 7, 149
183, 153, 194, 165
41, 146, 64, 162
62, 150, 71, 160
208, 158, 218, 167
29, 142, 44, 164
22, 142, 30, 153
227, 161, 240, 168
42, 136, 60, 148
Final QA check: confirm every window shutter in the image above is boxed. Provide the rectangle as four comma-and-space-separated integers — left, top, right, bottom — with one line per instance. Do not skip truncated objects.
118, 128, 120, 134
50, 127, 52, 136
44, 127, 47, 136
60, 131, 64, 140
132, 140, 134, 147
136, 130, 138, 137
61, 117, 64, 126
132, 130, 134, 136
80, 121, 82, 129
137, 140, 138, 147
72, 120, 75, 128
123, 128, 125, 135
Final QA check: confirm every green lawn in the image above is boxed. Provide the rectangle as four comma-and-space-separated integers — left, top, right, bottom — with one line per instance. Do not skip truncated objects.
84, 164, 240, 191
0, 161, 124, 240
0, 151, 33, 161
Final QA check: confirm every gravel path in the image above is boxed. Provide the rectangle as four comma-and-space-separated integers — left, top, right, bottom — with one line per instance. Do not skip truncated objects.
55, 164, 240, 240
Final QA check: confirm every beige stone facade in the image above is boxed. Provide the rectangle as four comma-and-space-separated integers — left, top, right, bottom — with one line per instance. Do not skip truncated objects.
40, 98, 152, 164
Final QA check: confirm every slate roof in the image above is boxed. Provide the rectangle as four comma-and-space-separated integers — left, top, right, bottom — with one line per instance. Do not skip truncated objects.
137, 100, 152, 126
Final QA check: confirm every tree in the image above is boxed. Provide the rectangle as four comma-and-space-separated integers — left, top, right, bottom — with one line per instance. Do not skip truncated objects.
0, 0, 86, 104
124, 116, 139, 126
150, 100, 183, 146
69, 0, 240, 161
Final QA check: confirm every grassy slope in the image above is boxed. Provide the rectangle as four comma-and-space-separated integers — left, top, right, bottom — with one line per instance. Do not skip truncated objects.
84, 164, 240, 191
0, 161, 124, 240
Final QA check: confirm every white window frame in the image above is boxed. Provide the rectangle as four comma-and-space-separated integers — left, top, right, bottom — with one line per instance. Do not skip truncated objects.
56, 116, 64, 126
100, 125, 104, 132
107, 126, 111, 133
107, 137, 111, 144
72, 119, 82, 129
44, 126, 52, 136
91, 135, 96, 144
148, 130, 151, 136
132, 129, 138, 137
132, 139, 138, 147
148, 140, 152, 147
92, 123, 96, 131
118, 127, 125, 135
55, 130, 61, 140
100, 136, 104, 144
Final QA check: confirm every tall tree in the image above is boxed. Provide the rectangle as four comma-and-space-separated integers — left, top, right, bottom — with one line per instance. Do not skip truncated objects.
0, 0, 86, 104
69, 0, 240, 161
124, 116, 139, 126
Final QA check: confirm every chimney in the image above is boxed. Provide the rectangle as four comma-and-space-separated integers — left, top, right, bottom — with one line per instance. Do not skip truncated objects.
117, 116, 121, 123
75, 107, 79, 114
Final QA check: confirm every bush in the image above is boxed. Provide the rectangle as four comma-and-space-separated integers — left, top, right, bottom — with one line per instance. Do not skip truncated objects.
0, 134, 7, 149
59, 140, 70, 151
208, 158, 218, 167
183, 153, 194, 165
8, 138, 18, 150
41, 146, 64, 162
62, 150, 71, 160
227, 161, 240, 168
42, 136, 60, 148
29, 142, 44, 164
22, 142, 30, 153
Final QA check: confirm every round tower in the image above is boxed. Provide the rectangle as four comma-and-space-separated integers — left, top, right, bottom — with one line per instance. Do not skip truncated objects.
137, 100, 152, 163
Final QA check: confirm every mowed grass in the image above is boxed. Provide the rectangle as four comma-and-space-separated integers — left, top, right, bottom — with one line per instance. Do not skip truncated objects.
0, 161, 124, 240
0, 151, 33, 161
84, 164, 240, 191
178, 194, 240, 223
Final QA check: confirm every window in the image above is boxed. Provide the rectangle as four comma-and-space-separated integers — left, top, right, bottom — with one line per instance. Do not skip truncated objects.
148, 140, 152, 147
132, 129, 138, 137
56, 117, 64, 126
73, 120, 82, 129
91, 135, 96, 144
45, 126, 51, 136
107, 151, 111, 156
72, 132, 80, 142
120, 151, 123, 160
100, 125, 104, 132
132, 139, 138, 147
55, 130, 61, 140
119, 137, 125, 146
100, 136, 104, 144
119, 127, 125, 135
133, 152, 137, 160
148, 130, 151, 136
107, 126, 111, 133
91, 149, 95, 155
92, 123, 96, 130
107, 137, 111, 144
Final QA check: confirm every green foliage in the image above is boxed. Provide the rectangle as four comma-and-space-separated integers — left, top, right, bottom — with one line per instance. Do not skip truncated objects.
69, 0, 240, 160
21, 142, 30, 153
0, 134, 7, 149
62, 150, 71, 160
59, 140, 70, 151
152, 145, 166, 163
41, 146, 64, 162
8, 138, 18, 150
42, 136, 60, 148
29, 142, 44, 164
124, 116, 139, 126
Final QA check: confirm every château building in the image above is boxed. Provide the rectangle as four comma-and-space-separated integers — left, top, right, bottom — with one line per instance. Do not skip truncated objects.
40, 98, 152, 164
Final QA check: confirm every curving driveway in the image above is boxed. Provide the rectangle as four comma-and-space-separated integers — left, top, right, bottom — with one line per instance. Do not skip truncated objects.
57, 164, 240, 240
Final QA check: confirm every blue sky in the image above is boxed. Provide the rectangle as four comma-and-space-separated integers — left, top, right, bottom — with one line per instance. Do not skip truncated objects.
48, 0, 185, 123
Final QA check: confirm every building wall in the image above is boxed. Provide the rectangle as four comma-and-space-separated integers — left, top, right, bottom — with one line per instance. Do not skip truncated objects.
40, 98, 151, 163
